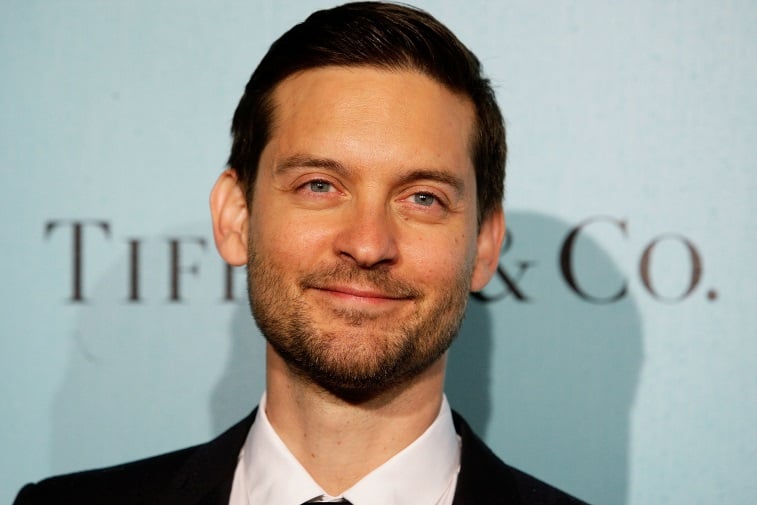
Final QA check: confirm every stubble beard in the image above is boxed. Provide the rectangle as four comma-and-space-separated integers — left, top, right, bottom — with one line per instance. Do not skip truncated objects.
246, 244, 472, 402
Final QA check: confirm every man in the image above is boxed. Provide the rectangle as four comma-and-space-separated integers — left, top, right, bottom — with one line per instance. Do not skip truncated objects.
15, 3, 586, 504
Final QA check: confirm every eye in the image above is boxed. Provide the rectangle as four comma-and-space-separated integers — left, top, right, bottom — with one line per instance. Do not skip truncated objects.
412, 192, 438, 207
307, 180, 333, 193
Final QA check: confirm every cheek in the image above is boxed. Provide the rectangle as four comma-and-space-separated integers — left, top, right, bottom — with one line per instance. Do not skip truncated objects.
251, 211, 335, 268
403, 230, 476, 283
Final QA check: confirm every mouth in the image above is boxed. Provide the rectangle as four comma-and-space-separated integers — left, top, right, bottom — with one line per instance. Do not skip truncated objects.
310, 284, 416, 305
299, 267, 423, 311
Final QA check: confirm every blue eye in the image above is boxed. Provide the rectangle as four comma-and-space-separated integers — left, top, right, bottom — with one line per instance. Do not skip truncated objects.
413, 192, 436, 206
309, 180, 332, 193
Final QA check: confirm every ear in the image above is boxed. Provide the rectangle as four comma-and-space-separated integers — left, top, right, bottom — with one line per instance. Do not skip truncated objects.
210, 169, 249, 266
470, 206, 505, 292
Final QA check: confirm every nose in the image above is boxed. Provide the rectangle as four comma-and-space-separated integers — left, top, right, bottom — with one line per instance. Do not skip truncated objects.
333, 200, 399, 269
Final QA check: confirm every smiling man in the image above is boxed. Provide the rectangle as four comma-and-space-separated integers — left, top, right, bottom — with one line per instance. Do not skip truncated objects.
16, 3, 586, 504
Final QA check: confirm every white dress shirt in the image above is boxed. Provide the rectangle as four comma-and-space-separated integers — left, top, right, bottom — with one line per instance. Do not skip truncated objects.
228, 393, 461, 505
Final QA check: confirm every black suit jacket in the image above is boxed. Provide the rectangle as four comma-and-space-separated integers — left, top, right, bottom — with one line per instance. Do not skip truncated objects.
14, 410, 587, 504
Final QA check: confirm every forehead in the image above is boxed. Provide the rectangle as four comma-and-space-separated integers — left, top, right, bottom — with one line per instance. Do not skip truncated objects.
264, 66, 476, 176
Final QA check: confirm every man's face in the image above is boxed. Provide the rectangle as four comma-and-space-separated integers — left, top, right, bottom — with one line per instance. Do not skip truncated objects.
245, 66, 498, 398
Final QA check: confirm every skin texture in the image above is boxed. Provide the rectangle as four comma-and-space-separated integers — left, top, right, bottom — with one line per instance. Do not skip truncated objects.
210, 66, 505, 494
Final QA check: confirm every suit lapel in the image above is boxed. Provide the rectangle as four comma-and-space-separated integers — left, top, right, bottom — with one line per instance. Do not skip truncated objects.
156, 409, 258, 505
152, 408, 522, 504
451, 411, 522, 505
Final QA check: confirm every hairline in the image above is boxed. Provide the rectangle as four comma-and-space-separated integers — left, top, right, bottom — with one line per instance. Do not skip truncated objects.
241, 62, 496, 221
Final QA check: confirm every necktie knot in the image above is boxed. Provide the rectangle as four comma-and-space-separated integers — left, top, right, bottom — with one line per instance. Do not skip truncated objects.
302, 497, 352, 504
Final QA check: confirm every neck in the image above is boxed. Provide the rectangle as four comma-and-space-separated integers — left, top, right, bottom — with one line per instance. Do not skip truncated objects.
264, 344, 446, 496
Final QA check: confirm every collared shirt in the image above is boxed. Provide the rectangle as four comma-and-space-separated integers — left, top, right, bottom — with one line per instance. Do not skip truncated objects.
228, 393, 461, 505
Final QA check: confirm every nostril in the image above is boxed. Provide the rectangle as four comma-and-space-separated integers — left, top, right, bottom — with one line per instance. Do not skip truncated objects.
332, 208, 399, 268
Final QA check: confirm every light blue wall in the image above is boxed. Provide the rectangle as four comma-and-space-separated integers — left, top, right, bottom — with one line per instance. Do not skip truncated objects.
2, 1, 755, 503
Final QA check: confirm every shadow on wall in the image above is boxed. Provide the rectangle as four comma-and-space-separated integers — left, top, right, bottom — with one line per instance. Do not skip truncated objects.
50, 223, 265, 474
48, 212, 641, 505
210, 301, 265, 434
447, 210, 643, 505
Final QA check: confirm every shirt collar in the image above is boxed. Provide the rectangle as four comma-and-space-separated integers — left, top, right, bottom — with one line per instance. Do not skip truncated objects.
240, 393, 460, 505
242, 393, 324, 504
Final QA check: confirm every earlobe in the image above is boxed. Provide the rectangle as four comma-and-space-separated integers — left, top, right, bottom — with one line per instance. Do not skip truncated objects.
470, 207, 506, 292
210, 169, 249, 266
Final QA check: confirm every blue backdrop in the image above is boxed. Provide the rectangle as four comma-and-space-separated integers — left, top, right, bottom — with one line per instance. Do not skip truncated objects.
2, 1, 755, 503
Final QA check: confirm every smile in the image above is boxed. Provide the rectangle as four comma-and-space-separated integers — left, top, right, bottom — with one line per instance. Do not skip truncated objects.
310, 285, 415, 305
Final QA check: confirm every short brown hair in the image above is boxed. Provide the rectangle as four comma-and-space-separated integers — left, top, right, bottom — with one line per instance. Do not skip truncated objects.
228, 1, 506, 222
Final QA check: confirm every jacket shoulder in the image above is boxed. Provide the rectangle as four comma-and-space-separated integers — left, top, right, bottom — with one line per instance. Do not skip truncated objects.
14, 410, 256, 505
13, 445, 198, 505
452, 411, 589, 505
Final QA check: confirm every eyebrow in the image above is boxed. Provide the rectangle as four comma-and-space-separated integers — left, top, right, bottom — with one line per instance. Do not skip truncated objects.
396, 169, 466, 198
275, 155, 349, 177
275, 154, 467, 197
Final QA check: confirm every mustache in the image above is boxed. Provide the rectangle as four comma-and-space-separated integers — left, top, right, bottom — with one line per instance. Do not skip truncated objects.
299, 264, 423, 299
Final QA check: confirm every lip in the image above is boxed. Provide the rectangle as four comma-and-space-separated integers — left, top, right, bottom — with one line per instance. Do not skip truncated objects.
310, 284, 413, 303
